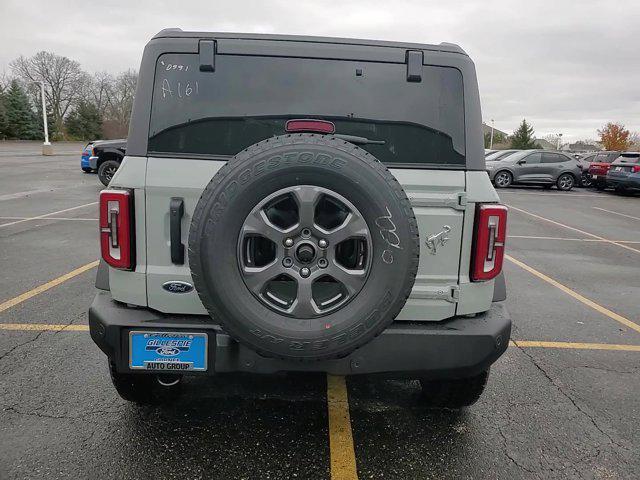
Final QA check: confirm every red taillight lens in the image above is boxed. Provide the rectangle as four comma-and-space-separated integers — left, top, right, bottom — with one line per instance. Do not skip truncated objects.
471, 204, 507, 282
99, 189, 134, 270
285, 119, 335, 134
633, 165, 640, 173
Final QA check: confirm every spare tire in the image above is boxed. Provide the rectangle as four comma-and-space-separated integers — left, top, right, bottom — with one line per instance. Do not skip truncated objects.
189, 134, 419, 361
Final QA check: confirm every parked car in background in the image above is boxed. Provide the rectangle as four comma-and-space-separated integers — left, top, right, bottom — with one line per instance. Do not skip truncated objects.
576, 153, 597, 187
485, 149, 519, 162
606, 153, 640, 193
485, 149, 498, 156
587, 151, 621, 190
80, 143, 94, 173
487, 150, 581, 191
87, 139, 127, 186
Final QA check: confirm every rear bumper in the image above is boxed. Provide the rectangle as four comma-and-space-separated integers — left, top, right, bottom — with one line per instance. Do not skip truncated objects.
606, 174, 640, 190
588, 172, 608, 183
89, 291, 511, 379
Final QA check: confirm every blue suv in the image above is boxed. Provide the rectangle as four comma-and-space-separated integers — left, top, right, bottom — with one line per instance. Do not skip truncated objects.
81, 142, 94, 173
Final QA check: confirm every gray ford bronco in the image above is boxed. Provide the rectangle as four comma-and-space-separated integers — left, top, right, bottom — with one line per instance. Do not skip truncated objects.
89, 29, 511, 407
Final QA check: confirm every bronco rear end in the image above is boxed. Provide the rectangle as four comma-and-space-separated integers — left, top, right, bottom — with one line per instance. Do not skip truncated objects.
89, 29, 510, 408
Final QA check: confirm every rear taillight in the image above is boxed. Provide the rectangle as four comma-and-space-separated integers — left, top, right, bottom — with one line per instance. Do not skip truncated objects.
633, 165, 640, 173
99, 189, 134, 270
471, 204, 507, 282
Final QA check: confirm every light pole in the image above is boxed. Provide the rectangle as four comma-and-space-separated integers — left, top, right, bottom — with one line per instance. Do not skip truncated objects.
556, 133, 563, 151
39, 82, 53, 155
490, 119, 495, 149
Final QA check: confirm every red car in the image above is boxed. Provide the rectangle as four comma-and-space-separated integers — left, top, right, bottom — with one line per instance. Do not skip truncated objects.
588, 151, 621, 190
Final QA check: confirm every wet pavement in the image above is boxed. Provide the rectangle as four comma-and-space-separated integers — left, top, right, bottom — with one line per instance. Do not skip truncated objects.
1, 142, 639, 479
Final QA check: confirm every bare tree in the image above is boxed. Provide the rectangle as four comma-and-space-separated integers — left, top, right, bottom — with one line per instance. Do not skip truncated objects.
0, 71, 13, 92
105, 70, 137, 130
11, 51, 85, 137
543, 134, 561, 149
89, 71, 115, 112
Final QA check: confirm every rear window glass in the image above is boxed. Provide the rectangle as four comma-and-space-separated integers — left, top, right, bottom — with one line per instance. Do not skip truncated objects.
594, 153, 614, 163
486, 150, 515, 161
615, 154, 640, 163
148, 53, 465, 166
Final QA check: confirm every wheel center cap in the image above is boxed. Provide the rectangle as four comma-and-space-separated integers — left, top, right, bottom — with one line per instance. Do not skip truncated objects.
296, 243, 316, 264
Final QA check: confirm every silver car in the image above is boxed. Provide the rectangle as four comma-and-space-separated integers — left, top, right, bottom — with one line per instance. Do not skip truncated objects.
486, 150, 582, 191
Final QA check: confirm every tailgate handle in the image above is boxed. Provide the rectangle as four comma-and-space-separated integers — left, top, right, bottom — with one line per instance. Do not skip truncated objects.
169, 198, 185, 265
406, 50, 423, 82
199, 39, 216, 72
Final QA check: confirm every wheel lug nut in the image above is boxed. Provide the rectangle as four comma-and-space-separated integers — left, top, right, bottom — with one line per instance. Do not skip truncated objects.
283, 257, 293, 268
300, 267, 311, 278
318, 258, 328, 268
284, 238, 294, 247
318, 239, 328, 248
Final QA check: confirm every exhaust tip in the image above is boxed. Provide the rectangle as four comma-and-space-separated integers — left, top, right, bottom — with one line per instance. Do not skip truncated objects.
157, 374, 182, 387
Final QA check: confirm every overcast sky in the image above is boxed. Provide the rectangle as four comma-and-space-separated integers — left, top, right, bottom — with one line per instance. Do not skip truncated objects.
1, 0, 638, 142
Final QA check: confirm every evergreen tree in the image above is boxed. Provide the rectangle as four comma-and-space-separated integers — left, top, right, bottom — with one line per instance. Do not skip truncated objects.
510, 119, 537, 149
64, 100, 102, 140
5, 80, 40, 139
484, 131, 507, 148
0, 88, 9, 139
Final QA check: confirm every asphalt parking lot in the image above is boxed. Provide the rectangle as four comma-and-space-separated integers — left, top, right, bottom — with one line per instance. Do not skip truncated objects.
1, 142, 639, 480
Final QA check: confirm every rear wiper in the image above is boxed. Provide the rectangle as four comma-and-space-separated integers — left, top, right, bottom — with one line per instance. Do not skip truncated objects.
332, 134, 386, 145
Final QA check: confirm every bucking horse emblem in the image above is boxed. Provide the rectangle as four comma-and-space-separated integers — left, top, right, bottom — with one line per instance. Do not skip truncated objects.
425, 225, 451, 255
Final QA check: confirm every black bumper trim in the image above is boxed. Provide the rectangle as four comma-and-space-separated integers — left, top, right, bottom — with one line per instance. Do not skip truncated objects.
89, 291, 511, 378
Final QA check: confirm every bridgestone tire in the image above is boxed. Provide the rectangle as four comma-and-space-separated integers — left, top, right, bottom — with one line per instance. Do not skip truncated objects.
419, 370, 489, 409
189, 134, 420, 361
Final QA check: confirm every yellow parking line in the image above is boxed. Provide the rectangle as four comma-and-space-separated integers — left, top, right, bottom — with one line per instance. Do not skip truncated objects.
592, 207, 640, 222
510, 340, 640, 351
0, 216, 97, 222
508, 235, 640, 244
0, 323, 89, 331
0, 261, 99, 314
506, 204, 640, 254
0, 202, 97, 228
4, 322, 640, 355
505, 254, 640, 334
327, 375, 358, 480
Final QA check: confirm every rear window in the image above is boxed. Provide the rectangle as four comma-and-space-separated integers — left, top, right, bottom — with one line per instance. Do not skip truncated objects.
486, 150, 515, 161
614, 153, 640, 163
148, 53, 465, 166
594, 153, 615, 163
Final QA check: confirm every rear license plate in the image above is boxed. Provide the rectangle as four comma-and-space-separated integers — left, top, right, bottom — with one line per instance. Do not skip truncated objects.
614, 166, 622, 172
592, 174, 598, 179
129, 331, 207, 371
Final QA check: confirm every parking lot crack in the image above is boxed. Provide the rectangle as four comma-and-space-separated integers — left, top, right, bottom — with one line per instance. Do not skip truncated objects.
572, 364, 639, 375
4, 405, 76, 420
0, 329, 47, 363
512, 342, 631, 454
3, 402, 127, 420
496, 422, 537, 474
51, 311, 86, 336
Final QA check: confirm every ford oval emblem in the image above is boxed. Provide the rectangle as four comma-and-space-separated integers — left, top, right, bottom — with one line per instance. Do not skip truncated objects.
162, 281, 194, 294
156, 346, 180, 356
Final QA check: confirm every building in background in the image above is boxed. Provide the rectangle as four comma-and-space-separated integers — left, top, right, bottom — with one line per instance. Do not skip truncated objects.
482, 122, 510, 149
562, 141, 601, 153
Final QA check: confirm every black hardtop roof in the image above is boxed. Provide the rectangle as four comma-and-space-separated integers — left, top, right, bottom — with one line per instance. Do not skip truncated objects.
152, 28, 467, 55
